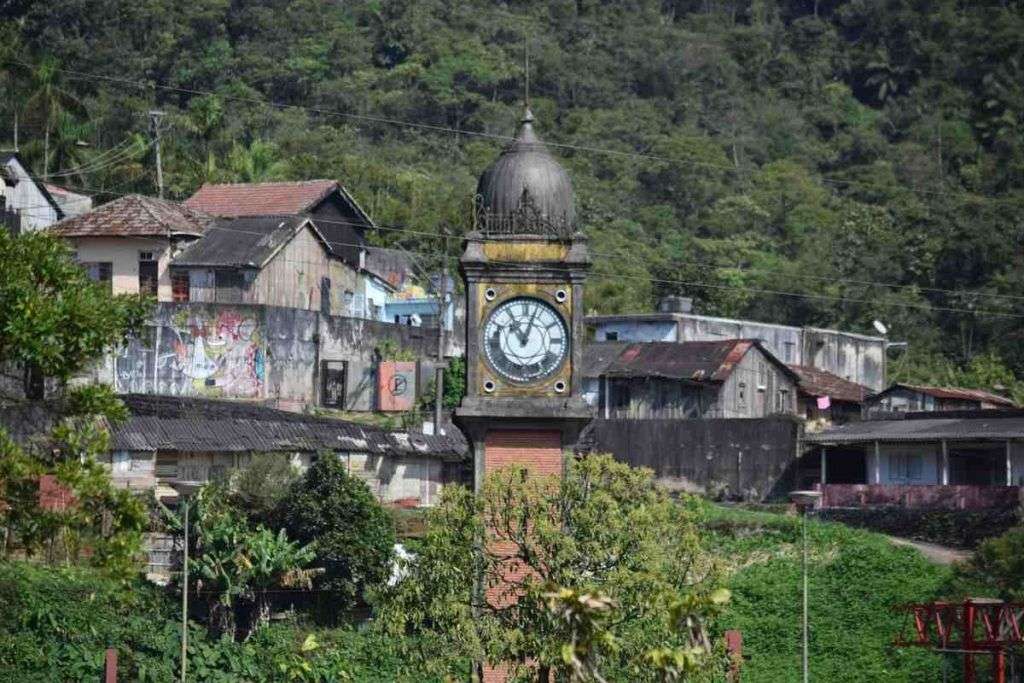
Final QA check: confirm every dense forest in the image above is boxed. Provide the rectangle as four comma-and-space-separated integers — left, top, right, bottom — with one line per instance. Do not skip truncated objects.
3, 1, 1024, 390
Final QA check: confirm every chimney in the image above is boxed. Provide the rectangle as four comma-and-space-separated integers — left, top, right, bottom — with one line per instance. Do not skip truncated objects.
657, 295, 693, 314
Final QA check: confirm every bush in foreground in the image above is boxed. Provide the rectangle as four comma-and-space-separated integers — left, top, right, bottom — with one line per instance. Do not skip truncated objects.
276, 457, 396, 611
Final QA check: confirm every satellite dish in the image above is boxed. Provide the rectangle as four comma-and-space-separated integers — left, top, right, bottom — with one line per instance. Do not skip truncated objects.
872, 320, 888, 336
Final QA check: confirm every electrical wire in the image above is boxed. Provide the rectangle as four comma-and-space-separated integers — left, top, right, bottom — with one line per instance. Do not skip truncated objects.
10, 58, 1024, 209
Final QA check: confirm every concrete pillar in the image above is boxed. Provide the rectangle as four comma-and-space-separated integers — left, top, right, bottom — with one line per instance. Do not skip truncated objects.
1006, 440, 1013, 487
820, 447, 827, 485
941, 440, 949, 486
873, 441, 881, 484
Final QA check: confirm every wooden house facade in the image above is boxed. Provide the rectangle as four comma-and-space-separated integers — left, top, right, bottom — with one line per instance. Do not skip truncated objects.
583, 340, 800, 420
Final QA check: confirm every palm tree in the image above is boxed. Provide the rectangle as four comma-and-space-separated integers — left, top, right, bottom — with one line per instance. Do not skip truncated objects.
225, 139, 288, 183
24, 56, 86, 176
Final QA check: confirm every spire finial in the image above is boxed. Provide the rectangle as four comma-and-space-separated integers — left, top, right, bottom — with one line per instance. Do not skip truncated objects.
524, 30, 531, 110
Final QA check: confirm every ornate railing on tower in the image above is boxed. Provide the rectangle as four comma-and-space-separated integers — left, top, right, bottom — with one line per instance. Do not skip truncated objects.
473, 194, 575, 239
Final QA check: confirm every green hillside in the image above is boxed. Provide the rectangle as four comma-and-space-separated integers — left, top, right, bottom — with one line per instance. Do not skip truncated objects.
703, 504, 952, 682
4, 2, 1024, 386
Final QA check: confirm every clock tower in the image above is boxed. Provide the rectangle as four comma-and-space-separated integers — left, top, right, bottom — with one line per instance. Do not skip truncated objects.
455, 107, 592, 492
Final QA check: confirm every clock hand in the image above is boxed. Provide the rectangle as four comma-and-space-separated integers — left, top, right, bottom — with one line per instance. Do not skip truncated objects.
519, 307, 540, 346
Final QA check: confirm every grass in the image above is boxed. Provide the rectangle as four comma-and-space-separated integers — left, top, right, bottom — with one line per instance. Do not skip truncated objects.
699, 504, 957, 682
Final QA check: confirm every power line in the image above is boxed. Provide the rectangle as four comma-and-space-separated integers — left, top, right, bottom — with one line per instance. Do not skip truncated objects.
15, 181, 1024, 318
10, 59, 1024, 209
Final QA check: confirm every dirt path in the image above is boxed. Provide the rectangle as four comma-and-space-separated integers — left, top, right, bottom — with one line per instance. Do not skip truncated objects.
886, 536, 971, 566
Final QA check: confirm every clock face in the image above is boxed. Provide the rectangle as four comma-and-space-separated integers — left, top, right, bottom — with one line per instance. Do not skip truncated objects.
483, 297, 568, 383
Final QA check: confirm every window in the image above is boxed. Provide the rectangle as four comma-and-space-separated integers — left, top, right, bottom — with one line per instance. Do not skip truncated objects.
775, 388, 790, 413
82, 262, 112, 291
757, 362, 767, 390
320, 277, 332, 316
321, 361, 347, 408
214, 269, 244, 302
605, 331, 619, 341
171, 270, 190, 302
138, 252, 158, 297
891, 453, 923, 482
736, 381, 747, 406
111, 451, 131, 473
783, 342, 795, 362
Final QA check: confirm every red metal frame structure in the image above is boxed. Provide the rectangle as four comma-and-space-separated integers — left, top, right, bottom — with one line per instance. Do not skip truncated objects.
894, 599, 1024, 683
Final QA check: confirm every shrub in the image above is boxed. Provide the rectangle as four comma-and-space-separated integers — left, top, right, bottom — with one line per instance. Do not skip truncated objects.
953, 527, 1024, 601
276, 457, 396, 610
817, 506, 1018, 549
231, 453, 301, 526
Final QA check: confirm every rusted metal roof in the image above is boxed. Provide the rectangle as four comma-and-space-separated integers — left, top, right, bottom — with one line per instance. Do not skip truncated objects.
583, 340, 796, 383
172, 215, 314, 268
789, 365, 869, 404
48, 194, 211, 238
881, 383, 1017, 407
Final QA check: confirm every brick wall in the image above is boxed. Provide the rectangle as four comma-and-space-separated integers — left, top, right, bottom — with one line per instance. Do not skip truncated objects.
483, 429, 562, 682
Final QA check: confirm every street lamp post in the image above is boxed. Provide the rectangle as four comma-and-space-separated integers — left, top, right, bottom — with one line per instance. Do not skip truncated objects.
790, 490, 822, 683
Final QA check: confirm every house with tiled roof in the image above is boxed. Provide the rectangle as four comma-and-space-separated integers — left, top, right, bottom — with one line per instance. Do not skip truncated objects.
181, 180, 420, 321
789, 364, 870, 423
47, 194, 212, 300
866, 383, 1016, 414
582, 339, 800, 419
184, 180, 373, 268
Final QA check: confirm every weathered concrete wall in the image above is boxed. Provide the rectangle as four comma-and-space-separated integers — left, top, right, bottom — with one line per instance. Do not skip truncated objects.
103, 302, 445, 409
584, 417, 801, 501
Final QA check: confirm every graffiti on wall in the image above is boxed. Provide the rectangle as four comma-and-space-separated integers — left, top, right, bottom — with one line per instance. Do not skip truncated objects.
116, 308, 266, 398
377, 361, 417, 412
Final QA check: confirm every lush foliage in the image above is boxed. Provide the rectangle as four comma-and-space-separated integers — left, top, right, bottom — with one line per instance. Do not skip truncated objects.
701, 504, 952, 682
818, 505, 1019, 550
376, 455, 729, 680
6, 2, 1024, 383
951, 526, 1024, 601
161, 484, 317, 640
275, 456, 396, 610
0, 560, 427, 682
0, 231, 148, 397
0, 386, 147, 577
230, 452, 301, 526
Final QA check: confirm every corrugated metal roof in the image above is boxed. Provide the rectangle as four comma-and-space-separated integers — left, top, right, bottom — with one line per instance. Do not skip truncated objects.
583, 340, 797, 383
48, 194, 210, 238
112, 394, 466, 459
0, 395, 466, 460
882, 383, 1016, 407
806, 414, 1024, 444
789, 365, 869, 403
172, 215, 311, 268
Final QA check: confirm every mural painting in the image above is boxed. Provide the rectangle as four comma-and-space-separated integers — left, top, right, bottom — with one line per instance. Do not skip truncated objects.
116, 307, 266, 398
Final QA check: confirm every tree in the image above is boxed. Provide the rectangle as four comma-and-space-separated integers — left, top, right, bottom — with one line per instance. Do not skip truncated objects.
162, 484, 317, 640
230, 453, 301, 526
275, 456, 396, 611
22, 55, 85, 176
375, 455, 728, 681
0, 385, 148, 578
0, 230, 149, 398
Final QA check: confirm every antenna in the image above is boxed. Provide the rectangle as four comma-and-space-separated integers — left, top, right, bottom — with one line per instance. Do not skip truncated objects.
524, 31, 530, 109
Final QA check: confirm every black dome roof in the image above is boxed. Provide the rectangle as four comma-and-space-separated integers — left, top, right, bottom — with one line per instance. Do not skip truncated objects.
475, 109, 575, 236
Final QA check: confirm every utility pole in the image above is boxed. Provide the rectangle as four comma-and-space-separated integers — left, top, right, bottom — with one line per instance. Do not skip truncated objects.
180, 499, 189, 683
148, 110, 166, 199
434, 230, 449, 435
